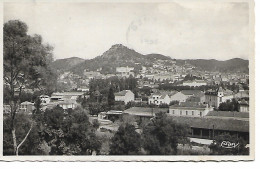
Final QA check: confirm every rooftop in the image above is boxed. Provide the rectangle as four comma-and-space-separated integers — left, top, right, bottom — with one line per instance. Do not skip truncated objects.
124, 107, 168, 117
169, 116, 249, 132
170, 102, 208, 109
206, 111, 249, 119
114, 90, 132, 96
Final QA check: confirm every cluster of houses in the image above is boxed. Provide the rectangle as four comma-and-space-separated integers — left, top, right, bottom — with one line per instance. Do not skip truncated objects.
4, 92, 85, 114
97, 86, 249, 143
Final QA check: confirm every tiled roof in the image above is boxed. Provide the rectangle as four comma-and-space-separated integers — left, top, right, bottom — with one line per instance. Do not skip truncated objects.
169, 116, 249, 132
181, 90, 203, 96
114, 90, 131, 96
124, 107, 168, 117
206, 111, 249, 119
170, 102, 208, 109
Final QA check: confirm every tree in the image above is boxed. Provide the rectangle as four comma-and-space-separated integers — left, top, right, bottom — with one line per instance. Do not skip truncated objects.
4, 20, 55, 155
209, 133, 249, 155
39, 106, 101, 155
142, 112, 189, 155
107, 86, 115, 106
218, 99, 239, 111
3, 113, 43, 155
81, 95, 88, 109
109, 123, 142, 155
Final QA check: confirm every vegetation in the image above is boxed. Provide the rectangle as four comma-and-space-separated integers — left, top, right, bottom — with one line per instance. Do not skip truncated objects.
141, 112, 189, 155
109, 123, 142, 155
3, 20, 57, 155
218, 99, 239, 111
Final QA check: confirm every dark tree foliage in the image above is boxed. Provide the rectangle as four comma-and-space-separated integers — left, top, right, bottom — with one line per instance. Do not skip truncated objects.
39, 106, 101, 155
209, 133, 249, 155
218, 99, 239, 111
109, 123, 142, 155
3, 113, 44, 155
3, 20, 57, 155
81, 95, 88, 109
142, 112, 189, 155
107, 87, 115, 106
183, 74, 202, 81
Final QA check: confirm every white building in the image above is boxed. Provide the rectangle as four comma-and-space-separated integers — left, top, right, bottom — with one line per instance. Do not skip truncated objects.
148, 92, 171, 105
169, 102, 213, 117
116, 66, 135, 77
114, 90, 135, 104
205, 87, 234, 108
170, 91, 188, 103
40, 95, 50, 103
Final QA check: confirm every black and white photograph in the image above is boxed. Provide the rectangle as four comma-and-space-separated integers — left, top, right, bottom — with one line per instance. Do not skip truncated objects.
0, 0, 255, 161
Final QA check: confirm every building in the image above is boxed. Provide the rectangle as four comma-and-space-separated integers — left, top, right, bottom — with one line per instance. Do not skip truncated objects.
116, 66, 135, 77
205, 87, 234, 108
148, 92, 171, 105
182, 80, 207, 87
51, 92, 85, 102
169, 102, 213, 117
114, 90, 135, 104
238, 100, 249, 112
40, 95, 50, 103
170, 91, 188, 103
169, 115, 249, 142
124, 107, 168, 121
19, 101, 35, 114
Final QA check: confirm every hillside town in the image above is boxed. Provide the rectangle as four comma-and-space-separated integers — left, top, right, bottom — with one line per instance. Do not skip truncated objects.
4, 47, 250, 155
3, 1, 251, 156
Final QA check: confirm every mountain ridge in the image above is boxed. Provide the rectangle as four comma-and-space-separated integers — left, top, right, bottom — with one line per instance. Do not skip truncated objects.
51, 44, 249, 75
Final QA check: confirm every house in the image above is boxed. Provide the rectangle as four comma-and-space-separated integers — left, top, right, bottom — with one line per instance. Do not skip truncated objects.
19, 101, 35, 114
51, 92, 85, 102
182, 80, 207, 87
148, 92, 171, 105
58, 99, 77, 110
170, 91, 188, 103
169, 102, 213, 117
116, 66, 135, 77
40, 95, 50, 103
114, 90, 135, 104
205, 87, 234, 108
238, 100, 249, 112
181, 90, 205, 103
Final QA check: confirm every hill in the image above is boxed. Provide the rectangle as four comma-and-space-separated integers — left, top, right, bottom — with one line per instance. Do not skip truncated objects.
69, 44, 173, 75
51, 57, 85, 73
186, 58, 249, 73
52, 44, 249, 75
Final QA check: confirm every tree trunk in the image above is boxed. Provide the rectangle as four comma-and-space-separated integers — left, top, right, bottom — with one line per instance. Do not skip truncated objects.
12, 129, 17, 155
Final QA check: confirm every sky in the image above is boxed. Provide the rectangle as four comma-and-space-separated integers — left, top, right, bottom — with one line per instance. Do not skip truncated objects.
4, 1, 250, 61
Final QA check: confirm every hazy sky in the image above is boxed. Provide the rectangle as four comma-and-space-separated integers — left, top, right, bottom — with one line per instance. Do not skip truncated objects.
4, 2, 250, 60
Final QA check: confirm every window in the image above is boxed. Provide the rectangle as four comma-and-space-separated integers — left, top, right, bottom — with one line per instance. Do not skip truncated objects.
186, 111, 188, 115
180, 110, 182, 116
192, 111, 194, 116
172, 110, 175, 114
220, 97, 222, 102
160, 101, 162, 104
200, 112, 202, 117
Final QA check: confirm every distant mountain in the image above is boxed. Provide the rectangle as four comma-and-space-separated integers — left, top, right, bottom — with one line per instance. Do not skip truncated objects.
185, 58, 249, 73
69, 44, 173, 75
51, 57, 85, 73
52, 44, 249, 75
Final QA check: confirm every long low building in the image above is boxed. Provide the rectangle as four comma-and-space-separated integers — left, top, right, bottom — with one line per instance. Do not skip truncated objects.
169, 115, 249, 142
123, 107, 168, 120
